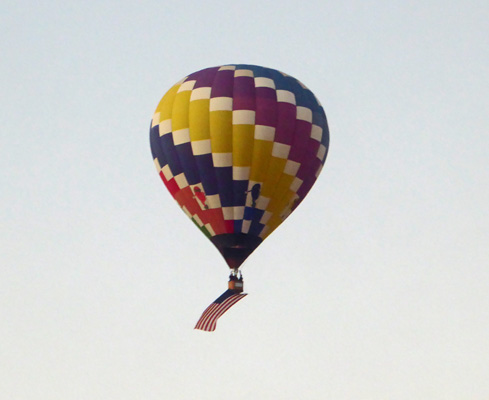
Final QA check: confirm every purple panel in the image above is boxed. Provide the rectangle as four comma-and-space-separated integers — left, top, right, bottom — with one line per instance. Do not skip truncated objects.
186, 67, 217, 82
193, 67, 220, 89
297, 175, 316, 200
256, 86, 277, 100
294, 137, 322, 199
210, 69, 235, 98
185, 70, 203, 81
295, 148, 316, 182
255, 87, 277, 127
233, 76, 256, 110
298, 139, 320, 168
288, 120, 312, 162
274, 102, 296, 144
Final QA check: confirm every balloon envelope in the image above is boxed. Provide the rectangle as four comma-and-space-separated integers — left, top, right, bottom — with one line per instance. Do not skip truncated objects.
150, 64, 329, 268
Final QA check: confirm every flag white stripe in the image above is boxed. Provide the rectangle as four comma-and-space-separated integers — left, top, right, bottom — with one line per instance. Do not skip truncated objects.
201, 295, 246, 331
194, 293, 247, 331
195, 304, 220, 330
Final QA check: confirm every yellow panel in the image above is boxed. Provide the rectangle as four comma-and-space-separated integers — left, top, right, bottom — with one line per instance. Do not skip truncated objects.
266, 216, 283, 236
267, 186, 295, 216
266, 176, 295, 214
189, 99, 210, 141
154, 83, 180, 120
264, 188, 299, 239
172, 91, 191, 131
259, 157, 287, 198
210, 111, 233, 153
267, 214, 282, 230
277, 194, 297, 222
249, 140, 273, 182
232, 125, 254, 167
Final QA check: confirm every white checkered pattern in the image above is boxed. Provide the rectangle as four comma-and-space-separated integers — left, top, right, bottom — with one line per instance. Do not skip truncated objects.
206, 194, 222, 209
212, 152, 233, 167
276, 90, 295, 104
193, 214, 204, 227
174, 173, 189, 189
210, 97, 233, 111
317, 144, 327, 160
254, 125, 275, 141
296, 106, 313, 123
151, 112, 160, 128
177, 80, 196, 92
289, 177, 303, 192
284, 160, 301, 176
234, 69, 253, 77
172, 128, 190, 145
256, 196, 270, 210
241, 220, 251, 234
161, 164, 173, 181
233, 206, 245, 220
191, 139, 212, 155
310, 125, 322, 141
233, 166, 250, 180
233, 110, 255, 125
190, 87, 212, 101
204, 223, 216, 236
272, 142, 291, 159
158, 119, 172, 136
260, 211, 272, 224
222, 207, 234, 220
254, 77, 275, 88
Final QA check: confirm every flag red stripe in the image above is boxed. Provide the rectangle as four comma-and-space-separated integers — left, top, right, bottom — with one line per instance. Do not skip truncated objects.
194, 293, 247, 332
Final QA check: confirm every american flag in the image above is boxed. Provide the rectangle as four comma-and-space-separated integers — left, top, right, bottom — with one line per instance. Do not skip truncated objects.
194, 289, 247, 332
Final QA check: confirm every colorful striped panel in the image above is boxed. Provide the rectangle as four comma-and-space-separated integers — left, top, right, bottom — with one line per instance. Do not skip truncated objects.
150, 64, 329, 268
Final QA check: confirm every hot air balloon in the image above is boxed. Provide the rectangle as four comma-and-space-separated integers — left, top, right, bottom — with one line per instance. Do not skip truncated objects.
149, 64, 329, 330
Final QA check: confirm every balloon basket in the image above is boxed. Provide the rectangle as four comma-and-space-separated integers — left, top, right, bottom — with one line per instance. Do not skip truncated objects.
228, 273, 244, 293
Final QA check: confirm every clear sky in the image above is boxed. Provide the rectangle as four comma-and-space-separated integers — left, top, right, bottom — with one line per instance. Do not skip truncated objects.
1, 0, 488, 399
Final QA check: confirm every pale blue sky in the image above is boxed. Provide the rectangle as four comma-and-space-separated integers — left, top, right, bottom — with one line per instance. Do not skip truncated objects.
2, 1, 489, 399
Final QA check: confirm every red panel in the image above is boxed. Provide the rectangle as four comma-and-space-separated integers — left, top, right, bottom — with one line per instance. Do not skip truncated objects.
174, 187, 228, 236
160, 171, 179, 198
224, 220, 234, 233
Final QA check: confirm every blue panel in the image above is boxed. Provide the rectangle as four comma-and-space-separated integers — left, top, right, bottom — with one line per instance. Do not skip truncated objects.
159, 133, 183, 176
243, 207, 264, 221
312, 108, 325, 126
214, 167, 233, 207
233, 180, 248, 206
234, 220, 243, 232
248, 221, 265, 236
195, 154, 219, 196
235, 64, 268, 79
286, 78, 309, 108
300, 89, 318, 110
150, 124, 167, 164
268, 68, 291, 91
175, 142, 200, 185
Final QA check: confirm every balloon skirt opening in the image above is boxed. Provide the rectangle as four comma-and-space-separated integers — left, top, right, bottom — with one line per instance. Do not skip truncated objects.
210, 234, 262, 269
